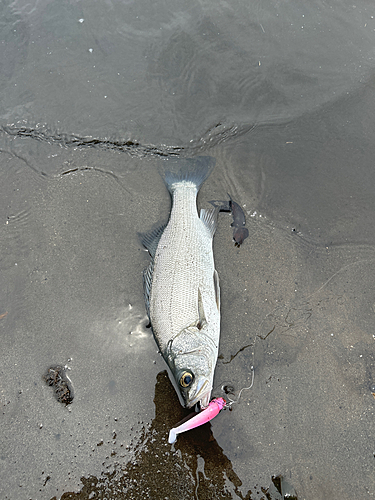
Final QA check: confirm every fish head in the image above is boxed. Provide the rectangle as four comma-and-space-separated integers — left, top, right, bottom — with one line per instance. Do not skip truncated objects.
166, 325, 217, 409
173, 358, 213, 409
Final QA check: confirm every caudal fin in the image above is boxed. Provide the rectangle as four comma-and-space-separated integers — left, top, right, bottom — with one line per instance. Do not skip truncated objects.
160, 156, 216, 194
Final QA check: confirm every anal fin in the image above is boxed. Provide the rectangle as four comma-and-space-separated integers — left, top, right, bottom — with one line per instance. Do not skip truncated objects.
139, 224, 166, 258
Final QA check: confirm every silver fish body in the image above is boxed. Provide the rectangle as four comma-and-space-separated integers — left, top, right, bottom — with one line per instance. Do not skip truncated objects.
143, 157, 220, 408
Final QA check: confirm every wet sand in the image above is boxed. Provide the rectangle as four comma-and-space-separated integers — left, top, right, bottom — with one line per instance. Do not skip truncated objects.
1, 1, 375, 499
1, 98, 375, 498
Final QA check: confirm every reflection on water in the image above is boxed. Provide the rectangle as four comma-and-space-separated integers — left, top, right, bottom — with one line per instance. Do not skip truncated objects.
2, 0, 375, 143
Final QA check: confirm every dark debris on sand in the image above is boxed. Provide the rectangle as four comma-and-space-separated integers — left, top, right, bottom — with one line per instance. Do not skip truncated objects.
43, 365, 74, 405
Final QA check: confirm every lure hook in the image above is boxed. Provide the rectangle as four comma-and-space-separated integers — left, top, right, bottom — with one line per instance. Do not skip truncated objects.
224, 366, 254, 409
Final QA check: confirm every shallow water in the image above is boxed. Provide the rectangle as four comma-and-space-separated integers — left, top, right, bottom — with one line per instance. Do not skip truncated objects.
1, 1, 375, 499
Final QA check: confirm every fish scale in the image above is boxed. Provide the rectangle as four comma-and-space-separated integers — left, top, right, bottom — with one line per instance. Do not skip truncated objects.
142, 156, 220, 408
152, 186, 210, 340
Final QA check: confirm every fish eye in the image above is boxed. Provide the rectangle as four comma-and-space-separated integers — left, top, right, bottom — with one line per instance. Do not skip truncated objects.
179, 371, 194, 388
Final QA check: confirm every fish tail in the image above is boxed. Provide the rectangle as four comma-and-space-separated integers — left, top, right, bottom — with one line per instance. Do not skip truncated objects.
160, 156, 216, 195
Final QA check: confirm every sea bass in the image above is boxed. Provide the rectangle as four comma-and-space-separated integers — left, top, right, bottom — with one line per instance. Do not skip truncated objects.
142, 156, 220, 409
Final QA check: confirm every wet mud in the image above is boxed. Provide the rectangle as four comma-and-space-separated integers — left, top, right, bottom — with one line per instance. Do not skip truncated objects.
55, 371, 297, 500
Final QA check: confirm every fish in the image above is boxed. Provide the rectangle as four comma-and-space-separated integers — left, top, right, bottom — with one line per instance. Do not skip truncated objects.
232, 226, 249, 247
229, 195, 245, 226
209, 195, 249, 246
142, 156, 220, 409
168, 397, 226, 443
228, 194, 249, 247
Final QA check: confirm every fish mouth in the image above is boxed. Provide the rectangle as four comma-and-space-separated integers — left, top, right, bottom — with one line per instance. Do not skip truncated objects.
186, 379, 211, 409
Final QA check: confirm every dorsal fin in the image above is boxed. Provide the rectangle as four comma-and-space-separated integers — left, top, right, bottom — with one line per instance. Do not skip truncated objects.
200, 207, 219, 239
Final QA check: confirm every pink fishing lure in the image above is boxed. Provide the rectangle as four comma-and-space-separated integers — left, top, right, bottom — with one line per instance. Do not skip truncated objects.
168, 397, 226, 444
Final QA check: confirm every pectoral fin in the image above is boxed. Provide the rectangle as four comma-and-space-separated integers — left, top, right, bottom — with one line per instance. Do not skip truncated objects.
143, 262, 154, 319
197, 288, 207, 330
